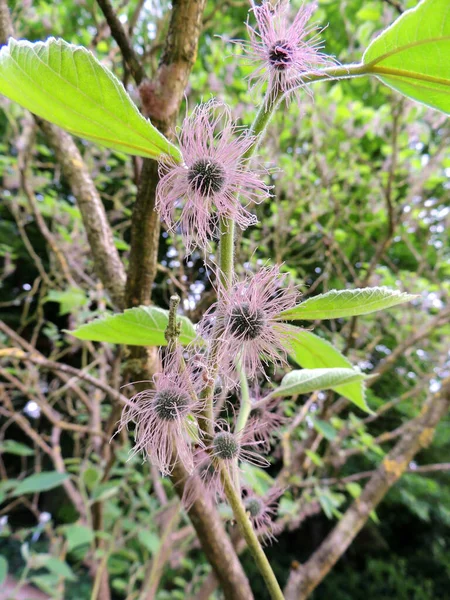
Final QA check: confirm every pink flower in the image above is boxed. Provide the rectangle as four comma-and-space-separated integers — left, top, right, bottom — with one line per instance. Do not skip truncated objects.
183, 420, 269, 508
242, 0, 329, 105
247, 392, 287, 450
156, 100, 271, 252
244, 487, 283, 544
119, 349, 204, 475
199, 265, 299, 380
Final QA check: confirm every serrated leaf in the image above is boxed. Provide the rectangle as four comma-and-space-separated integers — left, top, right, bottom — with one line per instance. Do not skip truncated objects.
68, 306, 197, 346
285, 326, 369, 411
0, 38, 182, 160
273, 368, 368, 403
279, 287, 415, 320
12, 472, 69, 496
363, 0, 450, 114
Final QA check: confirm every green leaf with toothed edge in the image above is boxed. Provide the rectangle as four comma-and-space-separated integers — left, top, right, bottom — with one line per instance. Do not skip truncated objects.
68, 306, 197, 346
284, 325, 369, 412
273, 368, 370, 411
278, 287, 416, 321
363, 0, 450, 114
0, 38, 182, 161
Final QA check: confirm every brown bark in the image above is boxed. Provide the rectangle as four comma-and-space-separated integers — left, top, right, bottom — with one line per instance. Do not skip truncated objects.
284, 376, 450, 600
38, 121, 127, 309
172, 462, 254, 600
125, 0, 207, 308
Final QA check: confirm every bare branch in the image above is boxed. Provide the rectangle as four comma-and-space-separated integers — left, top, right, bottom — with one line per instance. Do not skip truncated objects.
284, 377, 450, 600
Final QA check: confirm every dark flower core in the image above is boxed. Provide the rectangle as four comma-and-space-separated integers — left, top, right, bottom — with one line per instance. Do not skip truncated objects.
188, 159, 226, 196
269, 39, 295, 70
213, 432, 239, 460
229, 303, 266, 340
154, 389, 190, 421
245, 497, 263, 517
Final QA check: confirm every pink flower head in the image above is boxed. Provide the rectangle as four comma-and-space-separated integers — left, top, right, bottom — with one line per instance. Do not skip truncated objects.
181, 449, 224, 510
199, 265, 299, 380
244, 487, 283, 544
207, 419, 269, 470
119, 349, 204, 475
247, 392, 287, 450
156, 100, 271, 252
243, 0, 329, 105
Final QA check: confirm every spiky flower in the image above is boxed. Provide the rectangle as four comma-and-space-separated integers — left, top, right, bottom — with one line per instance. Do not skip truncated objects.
199, 265, 298, 380
156, 100, 271, 252
244, 487, 283, 544
242, 0, 329, 104
247, 393, 287, 450
119, 349, 203, 475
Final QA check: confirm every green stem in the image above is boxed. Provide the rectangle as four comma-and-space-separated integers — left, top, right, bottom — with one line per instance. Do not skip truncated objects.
221, 466, 285, 600
236, 356, 251, 433
219, 216, 235, 287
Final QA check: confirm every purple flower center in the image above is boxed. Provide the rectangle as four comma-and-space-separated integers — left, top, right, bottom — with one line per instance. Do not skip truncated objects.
188, 159, 226, 197
245, 497, 263, 517
213, 432, 239, 460
229, 303, 266, 340
154, 389, 190, 421
269, 39, 295, 70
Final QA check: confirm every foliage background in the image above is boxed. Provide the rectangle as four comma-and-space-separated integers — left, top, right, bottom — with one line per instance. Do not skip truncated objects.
0, 0, 449, 598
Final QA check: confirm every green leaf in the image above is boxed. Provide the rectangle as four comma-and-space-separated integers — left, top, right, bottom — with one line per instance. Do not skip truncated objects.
36, 555, 77, 582
313, 418, 337, 441
45, 288, 88, 315
0, 440, 34, 456
363, 0, 450, 114
273, 368, 368, 401
12, 472, 69, 496
64, 524, 94, 552
279, 287, 415, 321
0, 556, 7, 586
137, 530, 160, 555
0, 38, 182, 161
286, 326, 369, 411
68, 306, 197, 346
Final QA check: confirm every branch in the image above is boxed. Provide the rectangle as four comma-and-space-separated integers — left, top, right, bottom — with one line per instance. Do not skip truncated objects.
0, 1, 126, 309
284, 376, 450, 600
96, 0, 146, 85
38, 121, 126, 309
171, 461, 254, 600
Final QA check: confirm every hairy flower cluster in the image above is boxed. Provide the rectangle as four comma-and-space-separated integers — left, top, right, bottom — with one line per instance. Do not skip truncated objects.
199, 265, 299, 380
156, 100, 271, 252
119, 349, 204, 475
242, 0, 330, 104
244, 487, 283, 544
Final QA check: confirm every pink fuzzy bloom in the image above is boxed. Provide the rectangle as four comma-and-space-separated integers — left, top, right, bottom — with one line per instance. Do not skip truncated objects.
247, 393, 287, 450
244, 487, 284, 544
181, 449, 224, 510
156, 100, 271, 252
199, 265, 299, 381
118, 349, 204, 476
241, 0, 330, 105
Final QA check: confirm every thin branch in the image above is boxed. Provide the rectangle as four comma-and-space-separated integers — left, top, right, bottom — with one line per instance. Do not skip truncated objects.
284, 377, 450, 600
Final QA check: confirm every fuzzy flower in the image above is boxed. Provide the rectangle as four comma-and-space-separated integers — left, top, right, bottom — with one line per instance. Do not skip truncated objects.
199, 265, 299, 380
183, 420, 269, 508
119, 349, 204, 475
156, 100, 271, 252
241, 0, 330, 105
244, 487, 283, 544
247, 393, 287, 450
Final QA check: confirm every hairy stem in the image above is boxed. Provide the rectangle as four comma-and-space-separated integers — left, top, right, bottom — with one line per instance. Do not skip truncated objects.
221, 466, 285, 600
